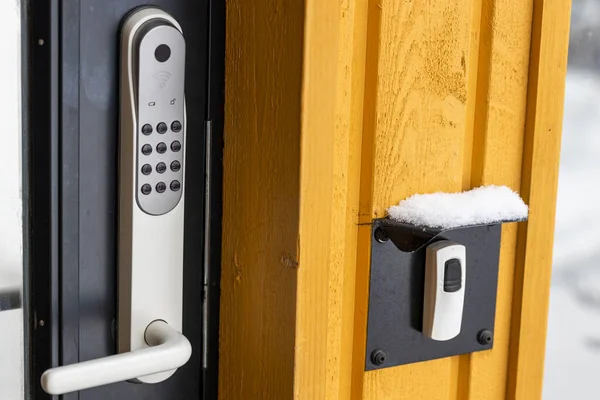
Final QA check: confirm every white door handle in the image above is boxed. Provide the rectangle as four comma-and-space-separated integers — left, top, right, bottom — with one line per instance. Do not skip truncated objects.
41, 320, 192, 395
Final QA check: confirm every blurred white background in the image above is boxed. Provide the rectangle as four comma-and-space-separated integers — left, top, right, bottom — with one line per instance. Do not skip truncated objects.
543, 0, 600, 398
0, 1, 24, 399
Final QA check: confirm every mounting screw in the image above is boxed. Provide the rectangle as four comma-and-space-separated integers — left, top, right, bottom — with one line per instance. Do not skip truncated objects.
374, 227, 389, 243
370, 349, 387, 366
477, 329, 493, 345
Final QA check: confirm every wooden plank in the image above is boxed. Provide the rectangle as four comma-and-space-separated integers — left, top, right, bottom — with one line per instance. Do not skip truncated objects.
293, 1, 340, 398
356, 0, 477, 398
221, 1, 369, 398
326, 0, 370, 399
507, 1, 572, 398
219, 1, 305, 398
350, 0, 382, 397
464, 0, 535, 398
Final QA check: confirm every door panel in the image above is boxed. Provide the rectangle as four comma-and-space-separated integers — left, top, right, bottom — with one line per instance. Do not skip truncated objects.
28, 1, 222, 398
64, 1, 206, 399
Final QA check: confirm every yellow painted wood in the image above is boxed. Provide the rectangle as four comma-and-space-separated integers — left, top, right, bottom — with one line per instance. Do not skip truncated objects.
326, 1, 369, 399
221, 1, 367, 398
465, 0, 535, 397
353, 0, 568, 398
507, 1, 572, 399
220, 0, 570, 398
356, 0, 479, 397
294, 1, 340, 399
220, 1, 304, 398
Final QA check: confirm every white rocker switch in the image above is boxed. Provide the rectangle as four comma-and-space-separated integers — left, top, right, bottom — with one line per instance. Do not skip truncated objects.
422, 241, 466, 341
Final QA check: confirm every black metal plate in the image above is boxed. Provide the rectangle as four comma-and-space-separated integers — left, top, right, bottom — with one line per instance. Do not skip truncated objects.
365, 218, 502, 370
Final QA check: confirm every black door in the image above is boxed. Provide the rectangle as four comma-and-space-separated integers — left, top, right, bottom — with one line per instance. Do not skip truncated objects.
26, 1, 224, 399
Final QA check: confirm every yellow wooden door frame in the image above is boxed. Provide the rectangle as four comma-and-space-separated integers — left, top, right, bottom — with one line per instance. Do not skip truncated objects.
219, 0, 571, 399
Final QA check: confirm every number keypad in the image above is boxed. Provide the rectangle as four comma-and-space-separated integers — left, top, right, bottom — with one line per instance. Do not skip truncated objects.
136, 118, 184, 214
134, 22, 185, 216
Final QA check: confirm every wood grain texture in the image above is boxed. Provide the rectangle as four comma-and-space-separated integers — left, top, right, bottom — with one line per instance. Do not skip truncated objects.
369, 0, 474, 215
221, 0, 570, 397
358, 0, 476, 398
326, 0, 369, 399
353, 0, 569, 399
508, 1, 572, 398
220, 1, 304, 399
221, 1, 368, 398
294, 1, 340, 398
465, 0, 534, 398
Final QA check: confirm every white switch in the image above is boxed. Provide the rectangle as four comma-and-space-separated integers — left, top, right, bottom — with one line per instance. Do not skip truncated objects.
422, 240, 466, 341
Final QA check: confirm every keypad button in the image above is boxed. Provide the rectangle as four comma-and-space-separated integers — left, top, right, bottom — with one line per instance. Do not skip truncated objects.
170, 160, 181, 172
141, 144, 152, 155
156, 142, 167, 154
141, 184, 152, 195
156, 182, 167, 193
171, 120, 182, 132
170, 180, 181, 191
142, 124, 153, 135
141, 164, 152, 175
156, 162, 167, 174
157, 122, 167, 134
171, 141, 181, 152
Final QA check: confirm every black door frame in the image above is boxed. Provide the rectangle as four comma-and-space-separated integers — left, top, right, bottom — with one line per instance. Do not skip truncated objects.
24, 1, 224, 398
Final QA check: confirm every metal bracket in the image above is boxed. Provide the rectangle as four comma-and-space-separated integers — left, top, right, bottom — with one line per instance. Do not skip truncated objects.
364, 218, 521, 370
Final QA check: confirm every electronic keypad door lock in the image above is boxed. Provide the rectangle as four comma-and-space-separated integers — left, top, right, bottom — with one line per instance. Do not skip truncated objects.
41, 7, 191, 395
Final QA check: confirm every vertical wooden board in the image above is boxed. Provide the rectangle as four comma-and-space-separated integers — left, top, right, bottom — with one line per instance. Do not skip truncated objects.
327, 0, 370, 399
220, 1, 305, 399
350, 0, 382, 396
294, 1, 340, 399
465, 0, 534, 398
508, 0, 571, 398
359, 0, 477, 398
369, 0, 475, 215
469, 0, 533, 188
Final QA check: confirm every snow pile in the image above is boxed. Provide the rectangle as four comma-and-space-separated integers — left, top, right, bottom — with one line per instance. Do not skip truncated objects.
387, 185, 528, 229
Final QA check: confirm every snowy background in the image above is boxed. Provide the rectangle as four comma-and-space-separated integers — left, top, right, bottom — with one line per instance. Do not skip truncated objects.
543, 0, 600, 398
0, 1, 24, 399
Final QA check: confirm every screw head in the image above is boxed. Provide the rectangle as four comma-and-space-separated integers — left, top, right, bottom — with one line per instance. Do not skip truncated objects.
374, 227, 389, 243
477, 329, 493, 345
370, 349, 386, 366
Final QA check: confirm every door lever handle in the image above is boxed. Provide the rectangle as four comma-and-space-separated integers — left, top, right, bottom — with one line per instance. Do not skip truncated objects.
41, 320, 192, 395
